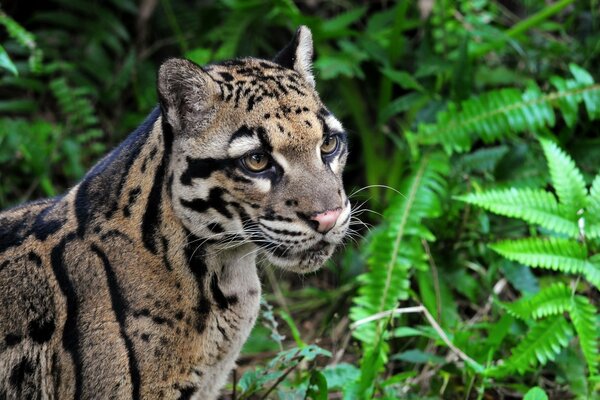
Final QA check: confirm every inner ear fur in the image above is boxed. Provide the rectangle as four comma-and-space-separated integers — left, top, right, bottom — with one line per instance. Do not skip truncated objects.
273, 26, 315, 87
157, 58, 220, 134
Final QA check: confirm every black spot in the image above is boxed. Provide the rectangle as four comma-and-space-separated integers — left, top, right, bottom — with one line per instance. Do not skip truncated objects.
152, 315, 174, 327
207, 222, 225, 233
28, 317, 55, 343
27, 251, 42, 267
140, 333, 150, 342
133, 309, 151, 318
123, 187, 142, 217
10, 357, 34, 387
285, 199, 298, 207
264, 113, 271, 119
178, 386, 196, 400
219, 72, 234, 81
175, 311, 184, 320
247, 94, 256, 111
5, 333, 22, 346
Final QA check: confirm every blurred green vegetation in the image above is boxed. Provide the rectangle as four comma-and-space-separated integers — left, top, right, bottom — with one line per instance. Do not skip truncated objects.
1, 0, 599, 398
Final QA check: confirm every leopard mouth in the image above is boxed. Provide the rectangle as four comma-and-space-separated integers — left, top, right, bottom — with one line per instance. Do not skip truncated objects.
261, 239, 337, 273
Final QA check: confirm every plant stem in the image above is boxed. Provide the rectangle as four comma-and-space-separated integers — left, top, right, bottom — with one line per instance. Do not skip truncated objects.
471, 0, 575, 58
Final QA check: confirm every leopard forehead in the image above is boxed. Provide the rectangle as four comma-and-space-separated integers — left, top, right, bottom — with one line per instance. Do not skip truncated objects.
201, 58, 339, 152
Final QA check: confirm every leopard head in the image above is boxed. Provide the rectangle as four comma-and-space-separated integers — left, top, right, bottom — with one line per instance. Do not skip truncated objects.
158, 26, 349, 273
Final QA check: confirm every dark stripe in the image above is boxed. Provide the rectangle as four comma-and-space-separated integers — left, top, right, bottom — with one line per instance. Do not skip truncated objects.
49, 233, 82, 398
91, 244, 141, 400
184, 234, 211, 333
228, 125, 254, 144
259, 223, 305, 237
75, 109, 159, 236
180, 187, 233, 219
180, 157, 231, 186
210, 273, 237, 310
255, 127, 272, 152
142, 117, 173, 254
32, 202, 65, 241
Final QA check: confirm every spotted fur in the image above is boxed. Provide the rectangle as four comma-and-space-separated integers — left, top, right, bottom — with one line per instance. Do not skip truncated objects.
0, 26, 349, 399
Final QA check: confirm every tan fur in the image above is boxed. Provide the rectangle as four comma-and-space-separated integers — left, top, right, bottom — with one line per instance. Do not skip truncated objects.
0, 26, 348, 399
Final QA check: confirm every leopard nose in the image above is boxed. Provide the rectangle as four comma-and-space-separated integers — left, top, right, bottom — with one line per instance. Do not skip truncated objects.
311, 208, 342, 233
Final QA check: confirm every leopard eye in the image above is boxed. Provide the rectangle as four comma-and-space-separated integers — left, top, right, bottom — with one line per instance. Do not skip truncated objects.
321, 135, 338, 155
242, 152, 270, 172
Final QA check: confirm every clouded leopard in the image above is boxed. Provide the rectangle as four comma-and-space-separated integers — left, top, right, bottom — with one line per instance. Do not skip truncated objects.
0, 26, 349, 399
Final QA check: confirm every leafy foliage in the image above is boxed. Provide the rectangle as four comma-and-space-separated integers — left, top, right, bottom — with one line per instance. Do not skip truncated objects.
490, 316, 573, 376
410, 65, 600, 153
350, 152, 449, 346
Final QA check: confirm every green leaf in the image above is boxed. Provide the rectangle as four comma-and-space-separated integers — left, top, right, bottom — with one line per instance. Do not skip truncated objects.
0, 44, 18, 75
489, 238, 599, 288
524, 387, 549, 400
350, 152, 449, 345
321, 363, 360, 391
539, 138, 587, 218
392, 349, 446, 365
503, 282, 571, 320
382, 69, 426, 92
587, 175, 600, 239
570, 295, 599, 376
306, 370, 328, 400
490, 316, 573, 375
414, 66, 600, 153
458, 188, 578, 237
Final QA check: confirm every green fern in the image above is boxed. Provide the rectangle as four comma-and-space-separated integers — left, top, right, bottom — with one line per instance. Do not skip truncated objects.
540, 138, 587, 219
49, 78, 103, 178
462, 138, 599, 380
350, 152, 449, 345
457, 188, 578, 237
0, 10, 43, 73
570, 295, 599, 376
490, 238, 599, 289
503, 282, 572, 320
410, 64, 600, 153
588, 176, 600, 240
489, 316, 573, 376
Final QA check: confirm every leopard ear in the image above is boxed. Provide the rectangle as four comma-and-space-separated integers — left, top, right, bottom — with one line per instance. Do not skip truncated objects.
157, 58, 220, 134
273, 26, 315, 87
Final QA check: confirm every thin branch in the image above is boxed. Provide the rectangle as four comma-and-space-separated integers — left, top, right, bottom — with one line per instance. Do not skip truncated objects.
350, 304, 482, 369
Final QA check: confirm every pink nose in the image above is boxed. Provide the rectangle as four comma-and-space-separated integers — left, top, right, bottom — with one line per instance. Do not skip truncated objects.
311, 208, 342, 233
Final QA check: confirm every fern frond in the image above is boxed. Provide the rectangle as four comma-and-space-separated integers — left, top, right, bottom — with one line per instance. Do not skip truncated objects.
491, 316, 573, 376
539, 138, 587, 218
490, 237, 586, 274
587, 175, 600, 239
503, 282, 572, 320
570, 295, 599, 376
350, 153, 449, 345
457, 188, 578, 237
412, 64, 600, 153
490, 238, 599, 289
